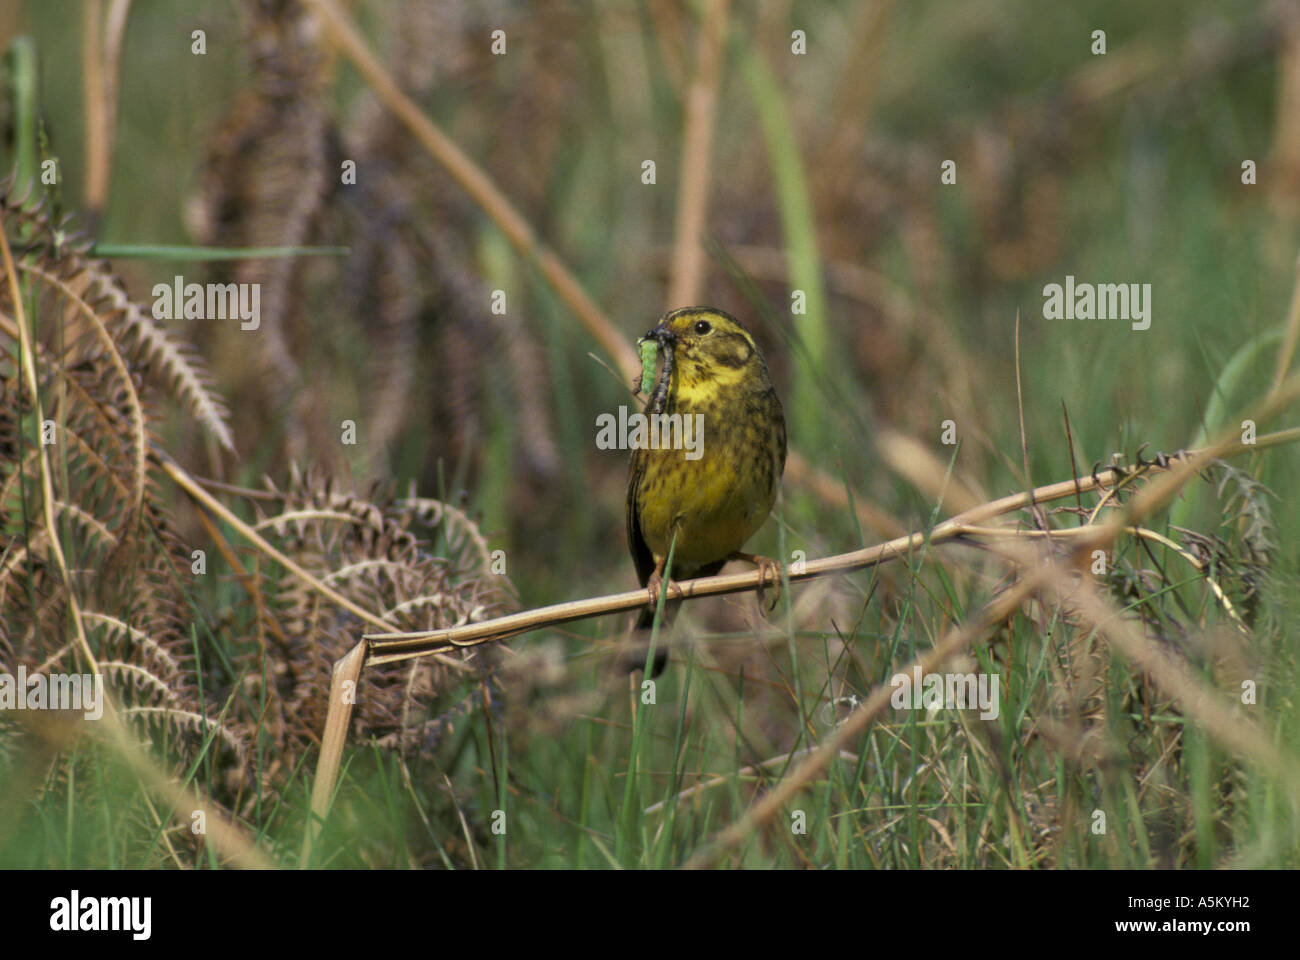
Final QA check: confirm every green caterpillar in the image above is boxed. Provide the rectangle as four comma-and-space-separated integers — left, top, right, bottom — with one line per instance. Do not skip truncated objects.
636, 336, 658, 396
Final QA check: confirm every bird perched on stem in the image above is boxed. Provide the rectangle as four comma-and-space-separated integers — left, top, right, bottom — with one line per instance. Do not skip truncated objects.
625, 306, 787, 674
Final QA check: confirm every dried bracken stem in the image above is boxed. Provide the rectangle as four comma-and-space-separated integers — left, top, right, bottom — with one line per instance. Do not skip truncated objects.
81, 1, 107, 221
302, 640, 365, 866
363, 419, 1300, 663
666, 0, 730, 307
80, 0, 132, 229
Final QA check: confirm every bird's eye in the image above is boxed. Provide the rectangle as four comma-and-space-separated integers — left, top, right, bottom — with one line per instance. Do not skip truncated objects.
693, 319, 712, 335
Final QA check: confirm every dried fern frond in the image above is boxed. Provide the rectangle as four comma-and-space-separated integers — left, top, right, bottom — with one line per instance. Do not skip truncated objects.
0, 184, 235, 454
218, 467, 514, 763
0, 181, 243, 783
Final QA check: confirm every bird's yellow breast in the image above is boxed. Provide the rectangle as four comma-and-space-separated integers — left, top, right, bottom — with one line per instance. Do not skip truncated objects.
632, 377, 781, 572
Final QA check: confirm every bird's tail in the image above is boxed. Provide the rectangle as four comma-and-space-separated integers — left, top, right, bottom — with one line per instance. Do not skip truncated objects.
626, 559, 727, 675
627, 603, 676, 676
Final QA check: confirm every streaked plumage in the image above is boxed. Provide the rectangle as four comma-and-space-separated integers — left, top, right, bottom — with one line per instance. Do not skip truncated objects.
625, 306, 786, 670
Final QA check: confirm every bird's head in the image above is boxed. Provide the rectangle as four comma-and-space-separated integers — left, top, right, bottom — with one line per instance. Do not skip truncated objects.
643, 306, 767, 393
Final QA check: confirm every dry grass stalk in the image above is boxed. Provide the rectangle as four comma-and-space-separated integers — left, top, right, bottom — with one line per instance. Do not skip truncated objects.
666, 0, 731, 308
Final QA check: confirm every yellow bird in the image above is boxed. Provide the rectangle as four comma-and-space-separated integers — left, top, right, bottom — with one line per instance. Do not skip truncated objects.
625, 306, 787, 672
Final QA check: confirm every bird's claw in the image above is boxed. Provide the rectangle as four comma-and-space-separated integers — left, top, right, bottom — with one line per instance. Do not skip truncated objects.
645, 567, 678, 618
646, 570, 664, 614
732, 552, 782, 615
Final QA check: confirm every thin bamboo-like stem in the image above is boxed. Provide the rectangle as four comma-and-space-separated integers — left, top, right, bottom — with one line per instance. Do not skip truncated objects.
1, 201, 96, 675
301, 640, 366, 866
362, 422, 1300, 664
667, 0, 730, 308
82, 1, 108, 219
81, 0, 132, 229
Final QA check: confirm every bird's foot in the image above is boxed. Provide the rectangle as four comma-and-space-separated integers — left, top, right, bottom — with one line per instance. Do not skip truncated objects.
730, 551, 782, 615
644, 561, 677, 620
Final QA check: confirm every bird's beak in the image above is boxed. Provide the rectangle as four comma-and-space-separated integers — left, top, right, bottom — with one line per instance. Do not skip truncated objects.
644, 324, 677, 345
